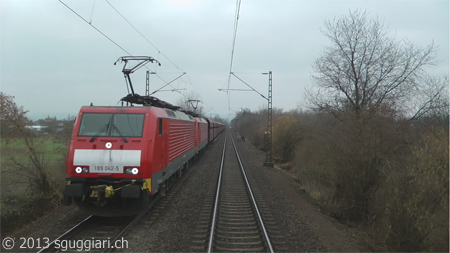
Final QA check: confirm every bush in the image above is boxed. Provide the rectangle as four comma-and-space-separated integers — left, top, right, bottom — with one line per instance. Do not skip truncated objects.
231, 109, 267, 150
294, 112, 396, 221
1, 194, 53, 234
293, 113, 449, 251
272, 114, 303, 162
0, 94, 68, 236
1, 94, 65, 200
372, 126, 449, 251
232, 104, 449, 251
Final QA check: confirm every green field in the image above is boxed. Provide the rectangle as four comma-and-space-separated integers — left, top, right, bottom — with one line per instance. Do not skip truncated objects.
1, 137, 69, 233
0, 137, 67, 195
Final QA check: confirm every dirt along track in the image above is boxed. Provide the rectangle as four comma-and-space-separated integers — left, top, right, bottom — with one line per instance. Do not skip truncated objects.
6, 129, 366, 252
124, 130, 366, 251
230, 131, 367, 252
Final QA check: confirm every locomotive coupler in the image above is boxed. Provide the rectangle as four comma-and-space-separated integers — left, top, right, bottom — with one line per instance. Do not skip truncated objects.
90, 185, 115, 204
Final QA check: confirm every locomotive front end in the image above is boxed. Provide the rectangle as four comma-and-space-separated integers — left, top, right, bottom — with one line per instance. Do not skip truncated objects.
63, 106, 154, 216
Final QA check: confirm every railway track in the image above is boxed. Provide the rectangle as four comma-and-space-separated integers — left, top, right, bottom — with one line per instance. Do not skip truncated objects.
39, 161, 192, 253
193, 132, 286, 252
37, 213, 142, 253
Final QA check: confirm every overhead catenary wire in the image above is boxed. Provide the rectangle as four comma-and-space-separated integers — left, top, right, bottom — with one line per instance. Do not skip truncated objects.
103, 0, 206, 108
104, 0, 184, 74
58, 0, 190, 99
222, 0, 269, 115
58, 0, 220, 117
228, 0, 242, 77
58, 0, 132, 56
225, 0, 242, 112
58, 0, 158, 76
89, 0, 96, 24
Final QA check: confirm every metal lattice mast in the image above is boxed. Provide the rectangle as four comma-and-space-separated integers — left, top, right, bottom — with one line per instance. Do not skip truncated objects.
146, 71, 150, 96
264, 71, 274, 167
222, 71, 274, 167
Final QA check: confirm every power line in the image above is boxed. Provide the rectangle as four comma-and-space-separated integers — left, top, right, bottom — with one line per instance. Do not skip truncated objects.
104, 0, 184, 73
103, 0, 202, 102
58, 0, 184, 96
226, 0, 243, 113
229, 0, 242, 76
59, 0, 213, 113
58, 0, 163, 86
89, 0, 96, 24
58, 0, 132, 56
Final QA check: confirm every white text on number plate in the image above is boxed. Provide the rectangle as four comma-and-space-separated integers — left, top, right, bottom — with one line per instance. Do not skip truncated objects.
90, 165, 123, 173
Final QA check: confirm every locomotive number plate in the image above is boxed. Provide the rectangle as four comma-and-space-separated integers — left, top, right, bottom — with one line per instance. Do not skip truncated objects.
90, 165, 123, 173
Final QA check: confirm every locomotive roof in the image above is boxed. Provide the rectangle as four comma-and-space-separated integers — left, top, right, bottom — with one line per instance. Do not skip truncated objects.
79, 105, 194, 122
194, 117, 208, 123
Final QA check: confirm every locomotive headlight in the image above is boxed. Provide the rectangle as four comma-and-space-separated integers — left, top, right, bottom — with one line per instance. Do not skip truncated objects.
125, 167, 139, 175
75, 166, 89, 174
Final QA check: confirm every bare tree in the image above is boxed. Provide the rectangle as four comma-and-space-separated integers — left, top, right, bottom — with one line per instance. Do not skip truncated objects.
0, 92, 31, 139
308, 10, 437, 119
0, 93, 59, 199
409, 75, 449, 120
303, 10, 445, 223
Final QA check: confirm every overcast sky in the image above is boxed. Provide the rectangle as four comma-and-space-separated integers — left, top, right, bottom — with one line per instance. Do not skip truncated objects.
1, 0, 448, 120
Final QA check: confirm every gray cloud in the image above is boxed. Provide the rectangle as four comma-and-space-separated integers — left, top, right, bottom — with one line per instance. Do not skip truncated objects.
1, 0, 448, 120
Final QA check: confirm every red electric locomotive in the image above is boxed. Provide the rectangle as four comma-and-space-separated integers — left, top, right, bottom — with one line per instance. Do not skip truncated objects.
194, 117, 209, 153
62, 56, 225, 215
62, 102, 224, 216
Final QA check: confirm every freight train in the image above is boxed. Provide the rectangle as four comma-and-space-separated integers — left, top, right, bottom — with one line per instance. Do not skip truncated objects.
62, 98, 224, 216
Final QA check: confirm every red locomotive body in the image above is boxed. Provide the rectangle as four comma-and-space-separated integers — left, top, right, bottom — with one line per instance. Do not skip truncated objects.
194, 117, 208, 153
61, 56, 226, 215
62, 105, 212, 215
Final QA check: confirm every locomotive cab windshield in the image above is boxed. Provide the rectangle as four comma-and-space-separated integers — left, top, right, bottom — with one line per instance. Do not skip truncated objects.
78, 113, 145, 139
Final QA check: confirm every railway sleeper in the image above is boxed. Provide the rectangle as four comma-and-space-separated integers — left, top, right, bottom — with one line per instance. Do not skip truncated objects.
217, 220, 258, 226
218, 213, 255, 218
216, 224, 259, 230
218, 217, 255, 222
218, 209, 254, 215
219, 203, 252, 208
214, 239, 264, 246
215, 234, 263, 240
214, 246, 266, 252
219, 207, 253, 212
215, 229, 260, 235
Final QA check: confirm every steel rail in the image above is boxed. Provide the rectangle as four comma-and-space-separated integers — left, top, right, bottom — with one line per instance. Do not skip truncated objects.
207, 132, 228, 253
37, 215, 94, 253
230, 133, 274, 253
39, 194, 161, 253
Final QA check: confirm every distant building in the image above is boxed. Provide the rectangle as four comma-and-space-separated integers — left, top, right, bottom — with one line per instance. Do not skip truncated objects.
25, 125, 48, 132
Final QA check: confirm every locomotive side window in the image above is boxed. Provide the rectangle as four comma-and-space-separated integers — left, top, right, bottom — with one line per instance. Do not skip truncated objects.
78, 113, 145, 137
158, 118, 163, 136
